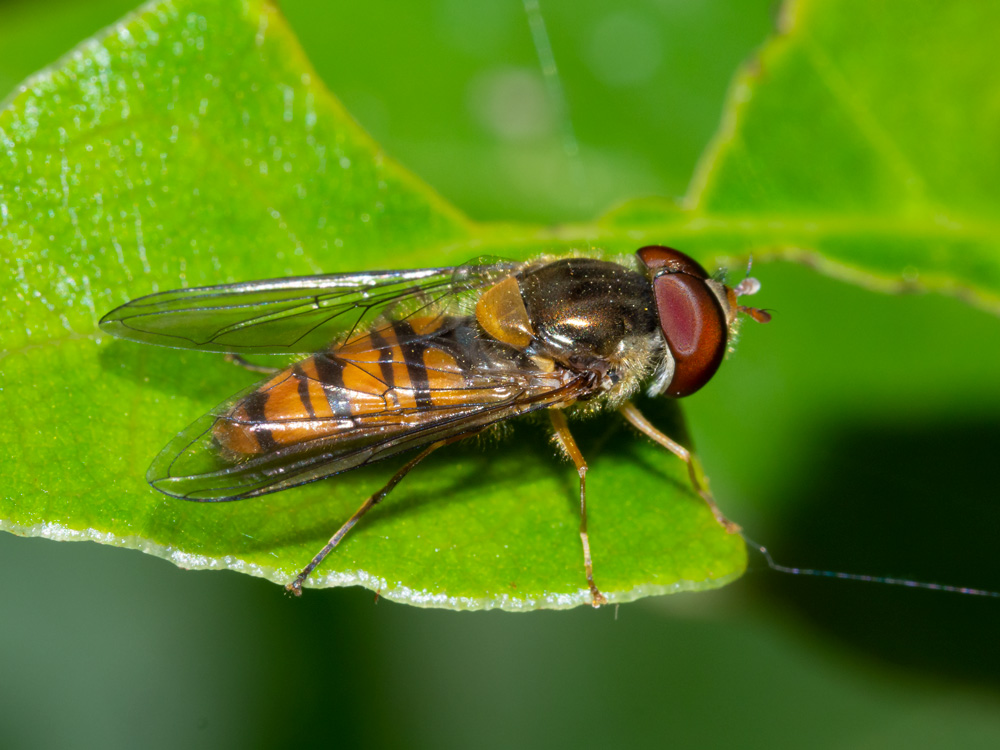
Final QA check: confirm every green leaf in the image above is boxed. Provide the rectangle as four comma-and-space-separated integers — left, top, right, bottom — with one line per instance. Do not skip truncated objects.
6, 0, 999, 611
0, 0, 743, 610
605, 0, 1000, 313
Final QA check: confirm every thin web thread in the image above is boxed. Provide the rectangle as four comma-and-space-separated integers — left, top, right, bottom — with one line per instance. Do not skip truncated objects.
521, 0, 591, 212
742, 533, 1000, 598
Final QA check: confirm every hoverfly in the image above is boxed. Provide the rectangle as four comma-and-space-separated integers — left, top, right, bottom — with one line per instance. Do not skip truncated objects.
100, 246, 769, 605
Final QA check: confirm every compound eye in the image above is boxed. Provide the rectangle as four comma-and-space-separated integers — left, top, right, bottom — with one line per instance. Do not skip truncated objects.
651, 271, 727, 397
636, 245, 710, 279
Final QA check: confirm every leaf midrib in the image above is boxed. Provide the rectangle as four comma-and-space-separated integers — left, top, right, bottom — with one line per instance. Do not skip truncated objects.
597, 213, 1000, 239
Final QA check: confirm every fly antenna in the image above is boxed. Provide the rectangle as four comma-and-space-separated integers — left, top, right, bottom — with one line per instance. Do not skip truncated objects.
522, 0, 591, 211
731, 254, 771, 322
733, 277, 762, 297
742, 533, 1000, 598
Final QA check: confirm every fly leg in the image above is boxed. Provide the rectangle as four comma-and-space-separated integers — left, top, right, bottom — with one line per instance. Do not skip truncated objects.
549, 409, 608, 607
224, 353, 281, 374
286, 431, 478, 596
619, 401, 740, 534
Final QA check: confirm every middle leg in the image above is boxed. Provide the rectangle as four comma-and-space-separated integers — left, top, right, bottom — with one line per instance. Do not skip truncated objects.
549, 408, 607, 607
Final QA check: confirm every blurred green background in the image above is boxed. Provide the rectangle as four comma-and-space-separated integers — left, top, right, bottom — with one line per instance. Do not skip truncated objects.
3, 0, 1000, 748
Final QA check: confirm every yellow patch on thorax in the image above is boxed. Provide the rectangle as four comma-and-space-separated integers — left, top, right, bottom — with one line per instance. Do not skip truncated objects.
475, 275, 534, 349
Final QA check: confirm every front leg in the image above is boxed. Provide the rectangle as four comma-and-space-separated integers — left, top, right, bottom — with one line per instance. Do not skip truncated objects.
618, 401, 739, 534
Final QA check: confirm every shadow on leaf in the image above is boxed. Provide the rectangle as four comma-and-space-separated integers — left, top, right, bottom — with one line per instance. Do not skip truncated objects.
754, 415, 1000, 687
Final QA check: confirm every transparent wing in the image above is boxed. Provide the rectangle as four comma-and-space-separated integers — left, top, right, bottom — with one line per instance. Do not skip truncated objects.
100, 260, 519, 354
148, 364, 586, 502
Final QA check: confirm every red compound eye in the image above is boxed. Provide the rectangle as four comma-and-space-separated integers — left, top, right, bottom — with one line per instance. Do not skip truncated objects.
636, 245, 710, 279
637, 246, 727, 398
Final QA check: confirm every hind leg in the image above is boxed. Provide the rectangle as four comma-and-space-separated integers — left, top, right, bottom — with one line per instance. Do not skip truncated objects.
224, 353, 281, 375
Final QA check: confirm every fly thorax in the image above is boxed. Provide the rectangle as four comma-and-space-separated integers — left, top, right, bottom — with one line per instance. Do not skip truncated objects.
516, 258, 659, 374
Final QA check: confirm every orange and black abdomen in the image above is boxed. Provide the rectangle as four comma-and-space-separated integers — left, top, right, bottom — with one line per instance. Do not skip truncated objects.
213, 318, 537, 457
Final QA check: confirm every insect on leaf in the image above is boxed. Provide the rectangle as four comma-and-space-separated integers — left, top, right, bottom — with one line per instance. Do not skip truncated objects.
0, 0, 746, 610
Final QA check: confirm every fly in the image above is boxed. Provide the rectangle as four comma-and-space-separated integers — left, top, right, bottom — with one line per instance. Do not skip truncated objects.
99, 246, 769, 606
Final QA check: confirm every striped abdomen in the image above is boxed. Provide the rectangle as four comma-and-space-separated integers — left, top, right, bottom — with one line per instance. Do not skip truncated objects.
213, 318, 560, 456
